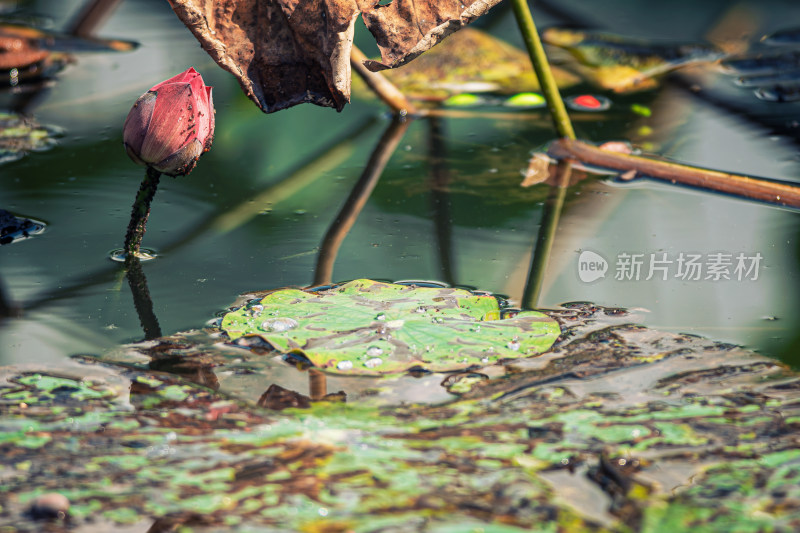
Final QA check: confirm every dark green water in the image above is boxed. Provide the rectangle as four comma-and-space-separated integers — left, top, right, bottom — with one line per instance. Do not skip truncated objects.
2, 0, 800, 379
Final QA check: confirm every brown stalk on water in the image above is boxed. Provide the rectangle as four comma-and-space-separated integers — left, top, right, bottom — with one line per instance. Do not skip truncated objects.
549, 139, 800, 208
351, 45, 418, 116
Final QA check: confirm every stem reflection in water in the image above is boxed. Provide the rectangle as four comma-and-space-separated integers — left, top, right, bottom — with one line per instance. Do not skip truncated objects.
124, 256, 162, 340
427, 117, 456, 286
314, 118, 410, 286
523, 159, 573, 309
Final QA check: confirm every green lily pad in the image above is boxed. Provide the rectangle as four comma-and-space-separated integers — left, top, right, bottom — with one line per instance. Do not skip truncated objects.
221, 279, 560, 375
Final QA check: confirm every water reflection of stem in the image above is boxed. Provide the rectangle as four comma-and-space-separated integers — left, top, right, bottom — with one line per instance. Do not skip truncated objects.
66, 0, 123, 37
510, 0, 576, 140
0, 279, 19, 318
23, 120, 377, 313
522, 160, 573, 309
314, 118, 410, 286
124, 256, 162, 340
427, 117, 456, 285
123, 167, 161, 259
350, 46, 417, 116
309, 369, 327, 400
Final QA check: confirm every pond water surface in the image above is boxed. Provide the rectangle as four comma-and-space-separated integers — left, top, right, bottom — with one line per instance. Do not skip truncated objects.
4, 0, 800, 531
2, 0, 800, 392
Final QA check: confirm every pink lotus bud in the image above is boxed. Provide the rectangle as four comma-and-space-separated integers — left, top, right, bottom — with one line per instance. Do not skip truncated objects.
123, 67, 214, 176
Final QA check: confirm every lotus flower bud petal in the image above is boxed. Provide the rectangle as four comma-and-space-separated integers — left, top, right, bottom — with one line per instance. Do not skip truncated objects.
153, 138, 204, 175
122, 91, 156, 156
122, 67, 214, 177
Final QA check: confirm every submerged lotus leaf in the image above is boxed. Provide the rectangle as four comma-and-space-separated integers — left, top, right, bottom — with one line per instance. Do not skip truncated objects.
221, 279, 560, 375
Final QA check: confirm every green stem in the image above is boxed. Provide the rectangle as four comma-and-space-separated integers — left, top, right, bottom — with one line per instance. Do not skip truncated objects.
510, 0, 576, 140
124, 166, 161, 260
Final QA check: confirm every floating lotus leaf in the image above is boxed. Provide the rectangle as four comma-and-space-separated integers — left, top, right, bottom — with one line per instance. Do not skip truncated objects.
542, 27, 723, 92
365, 28, 579, 102
221, 279, 560, 375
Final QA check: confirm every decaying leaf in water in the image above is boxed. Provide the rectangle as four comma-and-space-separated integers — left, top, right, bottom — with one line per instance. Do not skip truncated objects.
0, 23, 137, 88
166, 0, 504, 112
355, 27, 579, 102
5, 303, 800, 531
542, 27, 724, 92
521, 153, 551, 187
720, 35, 800, 102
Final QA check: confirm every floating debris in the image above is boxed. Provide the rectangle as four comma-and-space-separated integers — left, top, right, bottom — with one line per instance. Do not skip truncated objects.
754, 83, 800, 102
566, 94, 612, 111
721, 50, 800, 75
504, 91, 547, 108
443, 93, 484, 107
28, 493, 69, 520
762, 27, 800, 46
0, 208, 45, 245
0, 112, 61, 164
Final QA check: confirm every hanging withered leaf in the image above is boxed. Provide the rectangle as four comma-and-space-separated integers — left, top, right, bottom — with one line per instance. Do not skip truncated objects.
167, 0, 503, 113
542, 28, 724, 92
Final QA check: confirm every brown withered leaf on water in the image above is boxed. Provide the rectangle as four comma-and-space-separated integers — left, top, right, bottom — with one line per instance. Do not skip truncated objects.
166, 0, 502, 113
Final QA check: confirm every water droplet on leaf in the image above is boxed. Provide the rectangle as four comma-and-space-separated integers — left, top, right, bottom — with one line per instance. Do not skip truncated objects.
364, 358, 383, 368
261, 317, 299, 332
366, 346, 384, 357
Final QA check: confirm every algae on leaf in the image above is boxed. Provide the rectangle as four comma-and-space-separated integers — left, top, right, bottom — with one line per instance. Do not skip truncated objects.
221, 279, 560, 375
